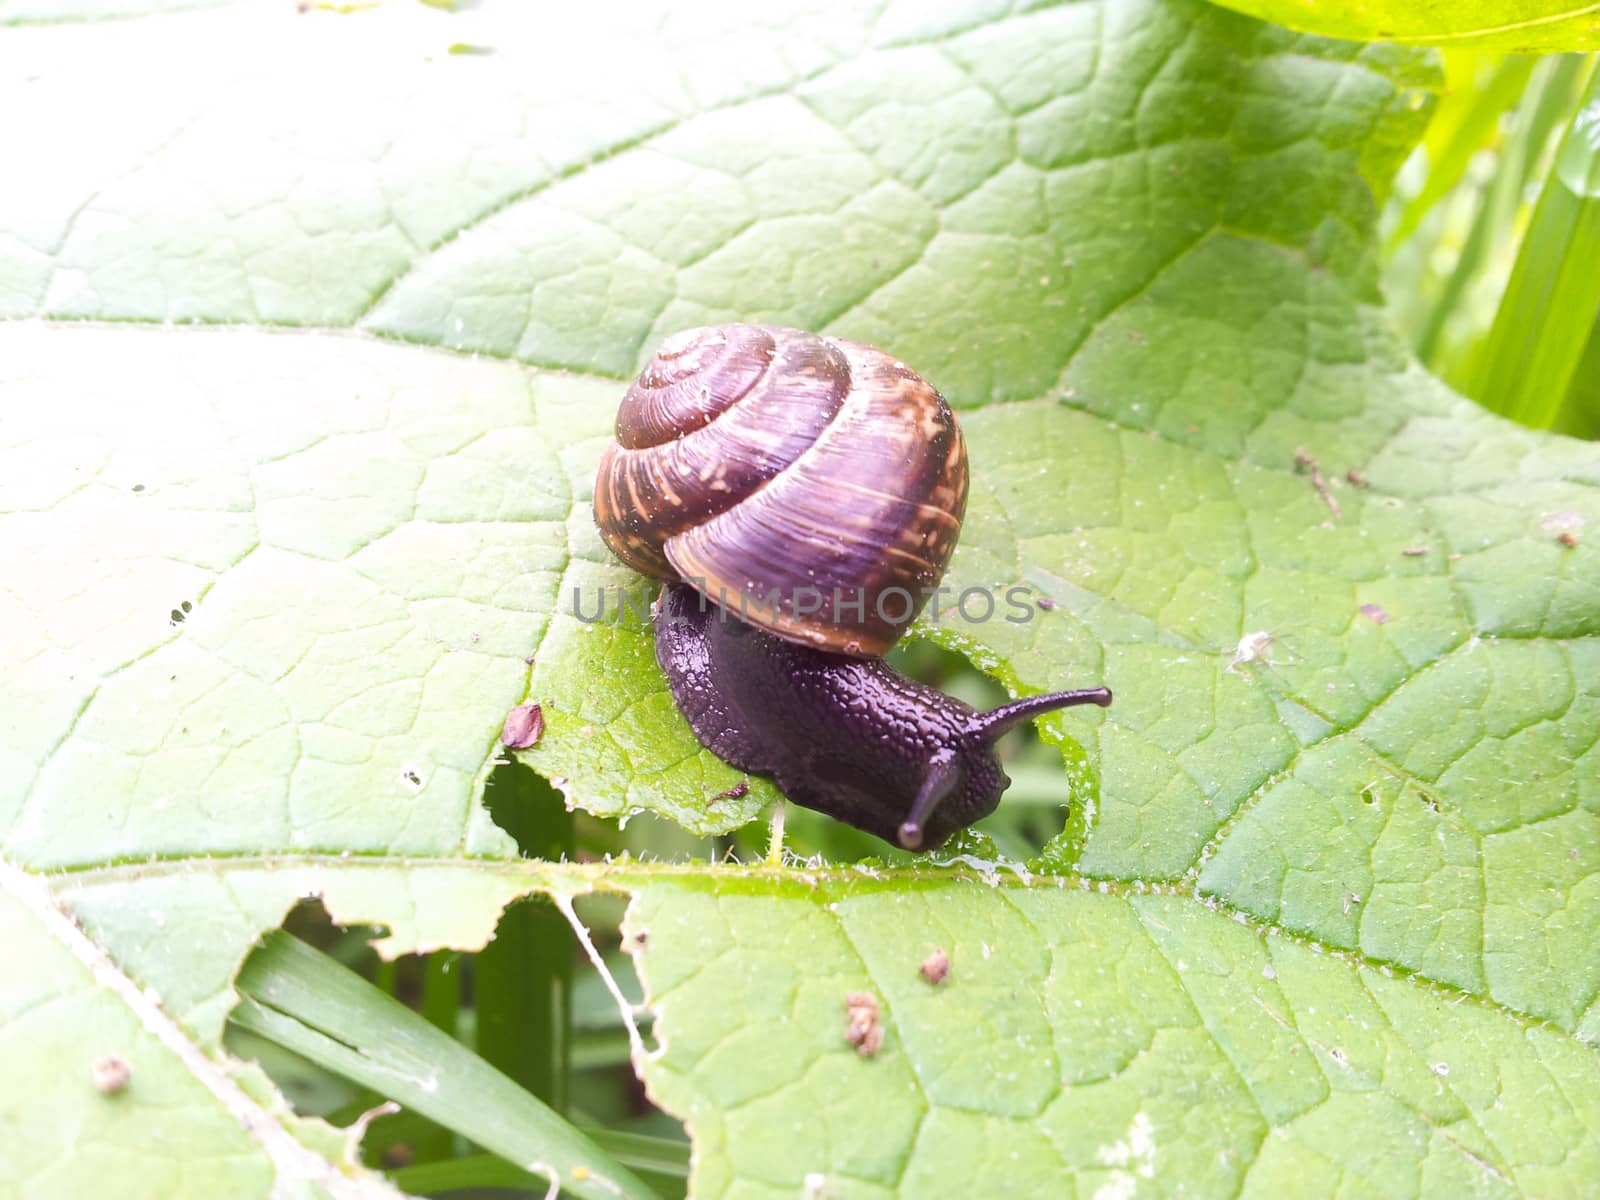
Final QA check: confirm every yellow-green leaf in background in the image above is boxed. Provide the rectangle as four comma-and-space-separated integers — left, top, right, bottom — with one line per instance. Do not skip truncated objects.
1207, 0, 1600, 51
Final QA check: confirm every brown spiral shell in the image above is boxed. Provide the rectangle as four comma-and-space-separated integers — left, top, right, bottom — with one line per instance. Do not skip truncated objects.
593, 324, 968, 658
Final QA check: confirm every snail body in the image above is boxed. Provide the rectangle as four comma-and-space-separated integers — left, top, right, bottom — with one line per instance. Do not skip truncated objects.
593, 324, 1111, 850
654, 581, 1110, 848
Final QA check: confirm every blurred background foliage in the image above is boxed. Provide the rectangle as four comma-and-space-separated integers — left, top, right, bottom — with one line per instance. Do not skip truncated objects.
230, 42, 1600, 1200
1383, 51, 1600, 436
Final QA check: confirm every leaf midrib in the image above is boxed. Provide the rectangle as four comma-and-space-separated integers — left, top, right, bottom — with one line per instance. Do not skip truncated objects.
38, 849, 1590, 1044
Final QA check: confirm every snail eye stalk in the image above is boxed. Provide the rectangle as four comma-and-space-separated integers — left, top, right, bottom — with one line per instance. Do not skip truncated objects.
967, 688, 1113, 743
898, 752, 959, 851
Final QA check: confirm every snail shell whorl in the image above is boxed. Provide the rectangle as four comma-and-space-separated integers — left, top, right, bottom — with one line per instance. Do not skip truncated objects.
594, 324, 968, 657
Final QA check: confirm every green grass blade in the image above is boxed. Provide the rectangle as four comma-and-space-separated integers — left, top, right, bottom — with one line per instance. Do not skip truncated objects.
391, 1133, 687, 1197
372, 955, 397, 996
413, 951, 463, 1160
1389, 54, 1535, 251
420, 951, 461, 1035
1413, 171, 1502, 367
1556, 311, 1600, 437
571, 1027, 634, 1071
1506, 55, 1594, 196
232, 931, 658, 1200
577, 1129, 689, 1179
387, 1154, 553, 1195
1469, 68, 1600, 427
478, 762, 576, 1110
1393, 53, 1593, 385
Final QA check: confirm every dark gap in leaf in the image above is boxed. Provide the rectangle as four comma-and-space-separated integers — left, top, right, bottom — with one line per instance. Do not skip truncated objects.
226, 891, 689, 1197
487, 753, 729, 864
281, 896, 387, 975
227, 899, 449, 1164
483, 757, 571, 860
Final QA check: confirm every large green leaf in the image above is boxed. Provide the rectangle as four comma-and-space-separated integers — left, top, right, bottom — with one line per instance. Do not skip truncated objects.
1, 0, 1598, 1195
625, 866, 1600, 1198
1205, 1, 1600, 50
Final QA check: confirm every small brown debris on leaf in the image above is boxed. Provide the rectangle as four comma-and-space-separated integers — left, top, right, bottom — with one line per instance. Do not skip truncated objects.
92, 1056, 130, 1095
1358, 603, 1390, 626
1294, 448, 1341, 519
844, 991, 884, 1057
920, 948, 950, 985
381, 1144, 415, 1169
1401, 546, 1428, 557
710, 780, 749, 804
1539, 512, 1585, 549
1345, 469, 1368, 487
500, 703, 544, 749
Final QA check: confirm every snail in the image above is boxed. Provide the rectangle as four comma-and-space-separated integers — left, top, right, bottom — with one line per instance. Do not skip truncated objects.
593, 324, 1111, 850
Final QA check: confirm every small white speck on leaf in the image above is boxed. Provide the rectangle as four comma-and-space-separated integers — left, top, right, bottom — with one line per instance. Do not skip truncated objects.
1229, 630, 1284, 672
1540, 510, 1585, 533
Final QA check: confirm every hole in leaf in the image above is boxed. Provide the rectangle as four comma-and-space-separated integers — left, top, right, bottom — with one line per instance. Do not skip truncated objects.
225, 891, 688, 1197
486, 753, 731, 865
